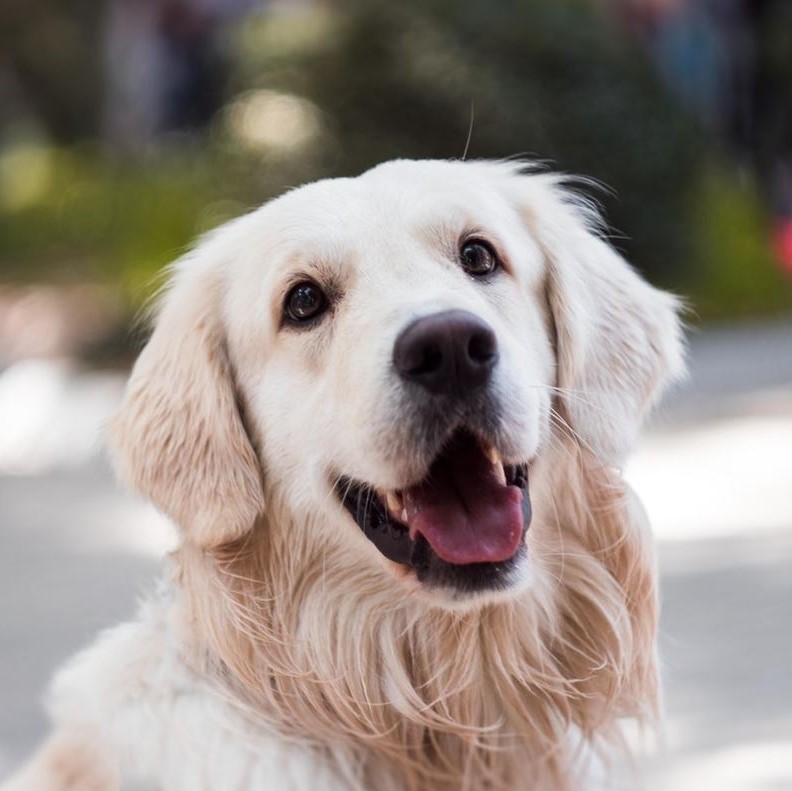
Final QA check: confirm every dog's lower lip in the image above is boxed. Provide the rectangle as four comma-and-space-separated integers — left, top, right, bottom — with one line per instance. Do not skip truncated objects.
335, 479, 415, 566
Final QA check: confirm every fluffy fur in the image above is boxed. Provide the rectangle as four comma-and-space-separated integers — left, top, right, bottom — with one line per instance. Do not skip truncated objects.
2, 160, 684, 791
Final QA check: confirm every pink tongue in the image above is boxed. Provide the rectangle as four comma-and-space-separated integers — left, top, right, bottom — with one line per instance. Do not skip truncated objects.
402, 433, 524, 565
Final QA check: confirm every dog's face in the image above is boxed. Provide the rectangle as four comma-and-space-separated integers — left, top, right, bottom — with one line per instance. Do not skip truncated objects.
112, 160, 683, 606
227, 162, 555, 597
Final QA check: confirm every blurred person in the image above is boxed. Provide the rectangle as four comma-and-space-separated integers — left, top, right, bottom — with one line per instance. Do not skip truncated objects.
103, 0, 164, 147
613, 0, 792, 275
739, 0, 792, 273
103, 0, 254, 148
158, 0, 225, 130
645, 0, 732, 131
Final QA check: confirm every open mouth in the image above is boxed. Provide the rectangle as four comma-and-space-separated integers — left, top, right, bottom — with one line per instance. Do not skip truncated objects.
335, 430, 531, 592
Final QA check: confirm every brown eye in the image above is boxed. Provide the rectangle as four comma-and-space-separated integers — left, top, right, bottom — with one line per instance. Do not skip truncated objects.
284, 281, 328, 323
460, 239, 499, 277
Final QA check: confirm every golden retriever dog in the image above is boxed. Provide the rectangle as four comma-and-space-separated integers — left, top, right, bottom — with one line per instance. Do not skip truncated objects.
3, 159, 684, 791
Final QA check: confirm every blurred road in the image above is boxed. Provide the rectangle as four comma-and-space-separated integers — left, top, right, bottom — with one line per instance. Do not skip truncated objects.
0, 320, 790, 789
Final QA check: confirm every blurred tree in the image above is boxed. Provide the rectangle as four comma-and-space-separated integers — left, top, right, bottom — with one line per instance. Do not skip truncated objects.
0, 0, 105, 141
1, 0, 787, 323
235, 0, 705, 283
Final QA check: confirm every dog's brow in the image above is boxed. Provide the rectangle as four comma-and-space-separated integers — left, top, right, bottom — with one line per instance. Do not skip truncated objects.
420, 218, 478, 256
419, 221, 455, 256
282, 259, 344, 290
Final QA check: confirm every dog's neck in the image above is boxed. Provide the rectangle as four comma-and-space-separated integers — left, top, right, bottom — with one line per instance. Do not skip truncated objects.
176, 443, 657, 791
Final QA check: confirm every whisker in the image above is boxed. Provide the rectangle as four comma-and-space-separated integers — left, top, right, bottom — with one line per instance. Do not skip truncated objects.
527, 384, 612, 420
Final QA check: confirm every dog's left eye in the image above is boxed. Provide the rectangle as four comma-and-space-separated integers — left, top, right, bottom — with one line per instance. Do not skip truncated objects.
284, 281, 329, 324
460, 239, 499, 277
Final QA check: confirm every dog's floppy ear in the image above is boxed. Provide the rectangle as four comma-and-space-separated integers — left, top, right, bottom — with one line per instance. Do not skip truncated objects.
515, 173, 685, 462
110, 238, 265, 547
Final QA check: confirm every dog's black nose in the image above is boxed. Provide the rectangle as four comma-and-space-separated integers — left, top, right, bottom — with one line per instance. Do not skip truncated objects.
393, 310, 498, 396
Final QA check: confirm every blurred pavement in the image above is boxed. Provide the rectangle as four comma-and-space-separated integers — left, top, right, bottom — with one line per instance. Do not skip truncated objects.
0, 320, 791, 789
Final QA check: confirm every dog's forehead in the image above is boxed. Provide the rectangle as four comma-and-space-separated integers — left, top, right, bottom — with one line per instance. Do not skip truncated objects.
262, 160, 519, 255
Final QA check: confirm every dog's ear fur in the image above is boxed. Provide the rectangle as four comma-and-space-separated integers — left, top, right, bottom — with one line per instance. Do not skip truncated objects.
513, 172, 685, 463
503, 169, 683, 730
110, 236, 264, 547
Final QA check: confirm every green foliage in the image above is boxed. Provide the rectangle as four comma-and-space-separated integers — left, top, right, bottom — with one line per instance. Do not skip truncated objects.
0, 0, 789, 325
0, 141, 282, 303
688, 165, 792, 319
1, 146, 198, 296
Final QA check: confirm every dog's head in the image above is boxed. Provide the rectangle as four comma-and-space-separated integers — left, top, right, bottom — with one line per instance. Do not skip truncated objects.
111, 160, 683, 605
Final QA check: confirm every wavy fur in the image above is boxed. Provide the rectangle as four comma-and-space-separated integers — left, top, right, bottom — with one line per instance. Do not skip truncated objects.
2, 159, 682, 791
174, 435, 657, 791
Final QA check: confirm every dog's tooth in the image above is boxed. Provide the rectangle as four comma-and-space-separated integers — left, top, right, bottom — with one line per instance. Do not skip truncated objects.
485, 445, 500, 465
483, 445, 506, 483
384, 492, 408, 522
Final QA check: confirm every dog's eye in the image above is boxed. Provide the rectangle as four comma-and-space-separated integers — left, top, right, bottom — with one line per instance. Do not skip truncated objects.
284, 281, 329, 323
460, 239, 499, 277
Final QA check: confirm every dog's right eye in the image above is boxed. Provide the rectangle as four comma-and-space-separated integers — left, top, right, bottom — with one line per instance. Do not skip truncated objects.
460, 239, 499, 277
284, 281, 329, 324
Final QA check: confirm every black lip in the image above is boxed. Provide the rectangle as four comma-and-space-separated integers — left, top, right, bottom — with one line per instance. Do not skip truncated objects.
334, 458, 531, 594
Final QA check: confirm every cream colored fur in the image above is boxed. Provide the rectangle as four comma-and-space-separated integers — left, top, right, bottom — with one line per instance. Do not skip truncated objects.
2, 160, 684, 791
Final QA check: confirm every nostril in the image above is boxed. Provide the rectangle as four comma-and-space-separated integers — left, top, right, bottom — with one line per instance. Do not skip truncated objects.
467, 330, 497, 365
408, 342, 443, 377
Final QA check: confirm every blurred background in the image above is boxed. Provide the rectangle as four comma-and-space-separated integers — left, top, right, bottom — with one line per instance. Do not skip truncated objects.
0, 0, 790, 788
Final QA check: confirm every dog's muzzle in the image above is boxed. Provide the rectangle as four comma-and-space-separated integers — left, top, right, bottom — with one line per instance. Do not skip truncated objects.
333, 311, 532, 595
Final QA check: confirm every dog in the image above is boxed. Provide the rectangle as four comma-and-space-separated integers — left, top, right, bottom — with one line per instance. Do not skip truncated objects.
2, 159, 684, 791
